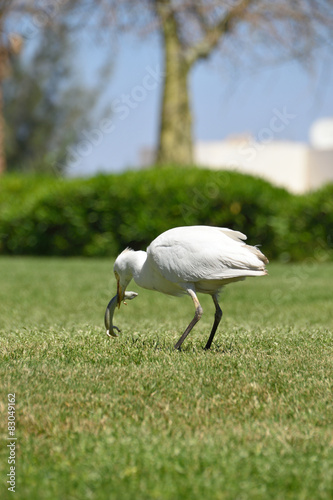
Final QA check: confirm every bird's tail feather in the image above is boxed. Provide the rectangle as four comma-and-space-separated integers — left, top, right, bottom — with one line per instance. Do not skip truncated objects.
245, 244, 269, 265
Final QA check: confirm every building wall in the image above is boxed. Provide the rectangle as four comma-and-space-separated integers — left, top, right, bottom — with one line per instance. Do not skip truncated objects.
308, 149, 333, 191
194, 140, 333, 194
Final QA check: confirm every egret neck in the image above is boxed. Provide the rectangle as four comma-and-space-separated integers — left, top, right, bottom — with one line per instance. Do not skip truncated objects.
115, 250, 148, 291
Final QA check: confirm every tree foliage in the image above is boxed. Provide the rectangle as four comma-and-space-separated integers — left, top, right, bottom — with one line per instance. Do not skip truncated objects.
3, 25, 97, 174
1, 0, 111, 175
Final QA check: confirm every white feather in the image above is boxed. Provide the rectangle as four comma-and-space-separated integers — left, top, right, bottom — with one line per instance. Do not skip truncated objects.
114, 226, 268, 296
111, 226, 269, 349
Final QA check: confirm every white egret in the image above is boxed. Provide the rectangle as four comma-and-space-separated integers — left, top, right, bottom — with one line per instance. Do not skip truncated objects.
106, 226, 268, 350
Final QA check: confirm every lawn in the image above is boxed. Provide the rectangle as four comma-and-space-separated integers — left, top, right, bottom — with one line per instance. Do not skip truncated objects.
1, 257, 333, 500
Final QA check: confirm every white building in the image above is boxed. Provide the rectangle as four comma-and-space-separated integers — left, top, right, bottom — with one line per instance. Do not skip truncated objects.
195, 118, 333, 194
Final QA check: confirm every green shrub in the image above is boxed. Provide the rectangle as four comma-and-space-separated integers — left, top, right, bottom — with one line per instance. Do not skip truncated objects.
287, 184, 333, 261
0, 167, 332, 260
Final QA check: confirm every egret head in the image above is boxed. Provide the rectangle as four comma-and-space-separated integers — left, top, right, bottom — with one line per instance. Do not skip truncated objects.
113, 249, 134, 307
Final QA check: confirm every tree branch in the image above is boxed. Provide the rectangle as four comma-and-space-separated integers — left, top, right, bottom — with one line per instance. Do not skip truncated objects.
185, 0, 254, 66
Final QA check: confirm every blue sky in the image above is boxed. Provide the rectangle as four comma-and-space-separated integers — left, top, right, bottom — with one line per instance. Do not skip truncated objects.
68, 33, 333, 176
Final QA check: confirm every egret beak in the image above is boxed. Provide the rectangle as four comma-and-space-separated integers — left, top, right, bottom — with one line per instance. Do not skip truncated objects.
117, 280, 124, 308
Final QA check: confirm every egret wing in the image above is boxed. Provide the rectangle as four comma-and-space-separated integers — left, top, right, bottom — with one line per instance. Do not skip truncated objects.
147, 226, 267, 283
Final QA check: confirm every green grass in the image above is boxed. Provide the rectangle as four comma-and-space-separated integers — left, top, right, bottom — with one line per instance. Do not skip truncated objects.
1, 257, 333, 500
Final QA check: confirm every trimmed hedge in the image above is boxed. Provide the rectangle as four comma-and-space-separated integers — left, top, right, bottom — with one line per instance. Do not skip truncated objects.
0, 166, 332, 261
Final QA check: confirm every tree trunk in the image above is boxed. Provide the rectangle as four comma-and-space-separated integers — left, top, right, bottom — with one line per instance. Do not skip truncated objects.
0, 84, 6, 174
0, 28, 9, 175
156, 14, 193, 166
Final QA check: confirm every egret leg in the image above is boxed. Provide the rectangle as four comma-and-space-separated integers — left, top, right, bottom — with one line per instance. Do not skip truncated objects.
174, 289, 203, 350
204, 294, 223, 350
